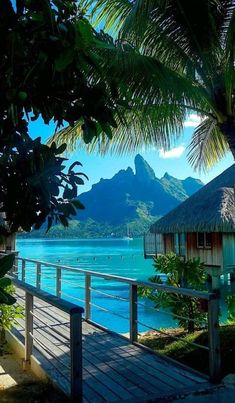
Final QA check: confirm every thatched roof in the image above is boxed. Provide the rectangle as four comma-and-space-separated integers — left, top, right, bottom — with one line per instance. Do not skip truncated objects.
151, 164, 235, 233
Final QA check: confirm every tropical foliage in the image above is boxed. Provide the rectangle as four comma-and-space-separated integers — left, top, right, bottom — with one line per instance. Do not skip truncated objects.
54, 0, 235, 170
0, 253, 24, 345
139, 253, 207, 333
0, 0, 128, 233
0, 254, 16, 305
0, 283, 24, 345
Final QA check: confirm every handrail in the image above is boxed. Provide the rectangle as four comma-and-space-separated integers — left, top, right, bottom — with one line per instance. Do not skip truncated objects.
11, 254, 221, 382
11, 276, 84, 401
12, 278, 84, 315
15, 256, 214, 300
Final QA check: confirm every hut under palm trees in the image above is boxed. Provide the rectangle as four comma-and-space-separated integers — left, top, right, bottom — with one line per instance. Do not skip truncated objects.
144, 164, 235, 288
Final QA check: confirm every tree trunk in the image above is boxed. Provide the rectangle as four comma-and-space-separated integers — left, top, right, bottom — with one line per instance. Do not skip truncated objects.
220, 119, 235, 159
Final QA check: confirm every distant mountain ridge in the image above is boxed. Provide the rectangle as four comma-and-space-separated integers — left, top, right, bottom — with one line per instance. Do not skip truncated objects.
19, 155, 203, 238
77, 154, 203, 225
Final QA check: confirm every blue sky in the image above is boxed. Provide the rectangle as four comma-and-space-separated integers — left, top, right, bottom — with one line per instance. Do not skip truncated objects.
29, 114, 234, 193
17, 0, 233, 193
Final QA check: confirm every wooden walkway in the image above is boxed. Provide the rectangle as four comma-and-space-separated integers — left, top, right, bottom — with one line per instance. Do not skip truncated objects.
13, 288, 212, 402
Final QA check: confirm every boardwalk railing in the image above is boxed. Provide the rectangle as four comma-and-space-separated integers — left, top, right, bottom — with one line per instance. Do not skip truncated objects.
11, 277, 84, 401
10, 255, 221, 382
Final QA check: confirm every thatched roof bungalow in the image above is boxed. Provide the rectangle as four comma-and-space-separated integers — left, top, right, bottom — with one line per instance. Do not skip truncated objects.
144, 164, 235, 279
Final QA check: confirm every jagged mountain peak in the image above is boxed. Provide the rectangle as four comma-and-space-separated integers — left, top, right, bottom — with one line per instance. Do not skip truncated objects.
77, 155, 204, 225
162, 172, 176, 181
134, 154, 156, 181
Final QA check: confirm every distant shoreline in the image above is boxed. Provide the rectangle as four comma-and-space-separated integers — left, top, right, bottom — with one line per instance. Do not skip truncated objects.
17, 236, 142, 241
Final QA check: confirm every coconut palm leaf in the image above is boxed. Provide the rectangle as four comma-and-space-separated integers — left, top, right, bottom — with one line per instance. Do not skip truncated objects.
51, 0, 235, 169
49, 101, 187, 154
188, 118, 229, 170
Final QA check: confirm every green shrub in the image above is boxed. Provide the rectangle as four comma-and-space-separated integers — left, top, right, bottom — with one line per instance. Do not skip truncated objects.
139, 253, 207, 333
0, 254, 24, 346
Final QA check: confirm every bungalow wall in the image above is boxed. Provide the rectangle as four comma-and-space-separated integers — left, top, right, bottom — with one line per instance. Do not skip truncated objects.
186, 232, 223, 267
164, 234, 174, 253
222, 233, 235, 268
0, 234, 16, 252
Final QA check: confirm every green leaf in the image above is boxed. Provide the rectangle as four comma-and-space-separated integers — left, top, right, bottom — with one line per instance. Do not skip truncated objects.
63, 186, 76, 199
100, 122, 113, 139
0, 289, 16, 305
55, 143, 67, 155
0, 254, 15, 278
68, 161, 82, 173
0, 277, 12, 288
58, 215, 69, 227
55, 49, 75, 72
76, 19, 94, 46
71, 199, 85, 210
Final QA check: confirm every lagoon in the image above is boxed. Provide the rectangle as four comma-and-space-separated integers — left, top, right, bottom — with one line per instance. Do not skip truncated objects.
16, 237, 233, 333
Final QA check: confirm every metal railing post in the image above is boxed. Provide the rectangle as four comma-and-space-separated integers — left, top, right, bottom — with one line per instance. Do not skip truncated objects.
130, 284, 138, 342
25, 292, 33, 365
85, 274, 91, 320
36, 263, 41, 289
70, 311, 83, 401
22, 260, 26, 282
13, 252, 19, 277
56, 267, 62, 297
208, 294, 221, 382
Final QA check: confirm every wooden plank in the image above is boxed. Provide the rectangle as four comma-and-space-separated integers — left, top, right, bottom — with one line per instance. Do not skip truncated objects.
35, 321, 150, 400
84, 337, 175, 392
30, 302, 206, 390
28, 314, 147, 400
70, 311, 83, 402
13, 286, 211, 403
85, 333, 204, 387
82, 350, 147, 399
33, 324, 135, 401
113, 335, 206, 384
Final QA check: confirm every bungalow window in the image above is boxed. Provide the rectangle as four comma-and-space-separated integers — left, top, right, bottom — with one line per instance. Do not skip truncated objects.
174, 233, 186, 256
197, 232, 212, 249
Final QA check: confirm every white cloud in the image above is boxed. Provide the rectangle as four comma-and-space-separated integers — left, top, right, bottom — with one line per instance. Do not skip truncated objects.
159, 145, 185, 159
184, 113, 202, 127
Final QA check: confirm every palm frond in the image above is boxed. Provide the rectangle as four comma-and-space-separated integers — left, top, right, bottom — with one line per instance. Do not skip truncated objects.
187, 117, 230, 171
81, 0, 133, 32
49, 100, 186, 155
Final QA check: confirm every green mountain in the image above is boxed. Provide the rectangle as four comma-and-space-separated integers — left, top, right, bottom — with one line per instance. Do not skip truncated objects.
77, 154, 203, 221
19, 155, 203, 238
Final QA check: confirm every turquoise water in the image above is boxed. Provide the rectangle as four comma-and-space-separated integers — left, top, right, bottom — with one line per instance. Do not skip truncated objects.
16, 237, 176, 333
16, 237, 233, 333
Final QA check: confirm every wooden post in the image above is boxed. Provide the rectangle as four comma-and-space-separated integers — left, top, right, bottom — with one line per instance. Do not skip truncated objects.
211, 275, 220, 291
70, 311, 83, 402
13, 252, 19, 277
22, 260, 26, 282
24, 292, 33, 366
230, 273, 235, 282
36, 263, 41, 289
85, 274, 91, 320
130, 284, 138, 343
208, 295, 221, 382
56, 267, 62, 297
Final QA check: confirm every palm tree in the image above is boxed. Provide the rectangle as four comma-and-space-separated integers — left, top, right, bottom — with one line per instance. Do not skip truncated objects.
51, 0, 235, 170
